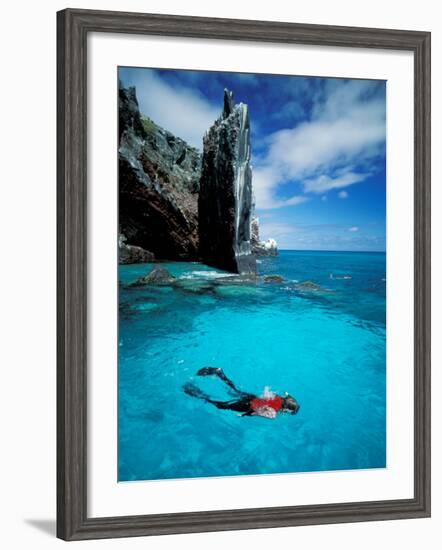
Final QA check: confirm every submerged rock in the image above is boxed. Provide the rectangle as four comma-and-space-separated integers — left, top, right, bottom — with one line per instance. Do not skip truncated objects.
173, 278, 215, 295
295, 281, 324, 292
215, 284, 261, 298
131, 302, 159, 312
198, 89, 256, 275
251, 217, 278, 256
119, 82, 201, 260
131, 266, 176, 286
119, 234, 154, 264
264, 275, 284, 283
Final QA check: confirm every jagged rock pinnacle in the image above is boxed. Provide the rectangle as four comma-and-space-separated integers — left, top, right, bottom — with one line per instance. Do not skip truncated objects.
223, 88, 235, 118
199, 90, 256, 274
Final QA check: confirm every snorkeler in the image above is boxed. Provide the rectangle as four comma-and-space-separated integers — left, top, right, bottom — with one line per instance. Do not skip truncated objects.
183, 367, 300, 419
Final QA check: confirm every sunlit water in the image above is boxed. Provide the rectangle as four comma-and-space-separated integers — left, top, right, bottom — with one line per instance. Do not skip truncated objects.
118, 250, 386, 481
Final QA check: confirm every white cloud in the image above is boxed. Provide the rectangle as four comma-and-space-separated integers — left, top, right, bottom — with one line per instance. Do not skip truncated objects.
285, 196, 308, 206
122, 71, 219, 149
303, 172, 366, 194
252, 166, 308, 209
253, 80, 385, 209
338, 190, 349, 199
259, 221, 298, 241
258, 221, 384, 250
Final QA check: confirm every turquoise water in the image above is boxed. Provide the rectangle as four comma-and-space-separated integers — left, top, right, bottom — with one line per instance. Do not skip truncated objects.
118, 250, 386, 481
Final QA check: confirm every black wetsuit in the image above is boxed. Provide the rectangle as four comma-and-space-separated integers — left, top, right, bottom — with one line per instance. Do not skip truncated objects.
183, 367, 255, 414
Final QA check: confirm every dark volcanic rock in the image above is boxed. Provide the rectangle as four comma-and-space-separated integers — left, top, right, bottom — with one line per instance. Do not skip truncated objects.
119, 82, 201, 260
131, 266, 176, 286
264, 275, 284, 283
251, 216, 278, 257
295, 281, 324, 291
198, 90, 256, 275
119, 234, 154, 264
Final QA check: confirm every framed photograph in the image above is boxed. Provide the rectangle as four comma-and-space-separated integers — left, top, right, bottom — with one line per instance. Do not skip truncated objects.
57, 8, 431, 541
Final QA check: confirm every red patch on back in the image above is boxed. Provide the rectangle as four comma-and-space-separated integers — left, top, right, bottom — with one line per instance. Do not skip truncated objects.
250, 396, 284, 412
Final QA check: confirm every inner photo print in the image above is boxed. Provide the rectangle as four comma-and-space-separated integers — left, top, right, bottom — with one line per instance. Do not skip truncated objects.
118, 67, 386, 482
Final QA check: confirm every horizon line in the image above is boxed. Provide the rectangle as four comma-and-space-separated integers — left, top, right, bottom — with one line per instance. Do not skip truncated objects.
278, 248, 386, 253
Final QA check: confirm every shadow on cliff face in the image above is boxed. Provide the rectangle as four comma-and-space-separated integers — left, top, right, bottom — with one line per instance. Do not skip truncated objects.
119, 82, 201, 261
118, 85, 277, 271
198, 89, 256, 275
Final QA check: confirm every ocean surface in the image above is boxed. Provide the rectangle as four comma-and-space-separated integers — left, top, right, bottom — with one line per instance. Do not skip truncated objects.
118, 250, 386, 482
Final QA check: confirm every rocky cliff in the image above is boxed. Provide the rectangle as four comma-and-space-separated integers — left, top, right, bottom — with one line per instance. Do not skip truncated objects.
251, 216, 278, 256
119, 83, 201, 261
198, 90, 256, 274
119, 234, 154, 264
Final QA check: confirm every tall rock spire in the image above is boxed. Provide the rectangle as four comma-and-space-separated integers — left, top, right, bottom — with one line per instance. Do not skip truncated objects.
198, 89, 256, 274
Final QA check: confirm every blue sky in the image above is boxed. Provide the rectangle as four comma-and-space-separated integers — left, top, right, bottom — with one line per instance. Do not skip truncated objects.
119, 67, 386, 252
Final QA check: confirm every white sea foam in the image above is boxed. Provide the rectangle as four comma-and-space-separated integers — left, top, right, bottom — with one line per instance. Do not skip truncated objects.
180, 270, 237, 280
330, 273, 352, 280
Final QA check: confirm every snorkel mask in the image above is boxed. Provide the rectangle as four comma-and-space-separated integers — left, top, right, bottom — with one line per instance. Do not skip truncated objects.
282, 392, 300, 414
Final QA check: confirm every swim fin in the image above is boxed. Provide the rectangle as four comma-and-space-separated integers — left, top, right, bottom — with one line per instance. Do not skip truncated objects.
197, 366, 222, 377
183, 382, 211, 402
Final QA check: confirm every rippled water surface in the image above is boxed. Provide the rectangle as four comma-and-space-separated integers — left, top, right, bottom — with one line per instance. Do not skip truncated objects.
118, 250, 386, 481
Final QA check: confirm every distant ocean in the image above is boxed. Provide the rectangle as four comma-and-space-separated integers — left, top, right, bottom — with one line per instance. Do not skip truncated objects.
118, 250, 386, 481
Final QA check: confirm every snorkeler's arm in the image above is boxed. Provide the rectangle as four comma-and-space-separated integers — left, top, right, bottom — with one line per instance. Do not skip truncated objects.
240, 406, 277, 419
253, 406, 277, 419
240, 406, 277, 418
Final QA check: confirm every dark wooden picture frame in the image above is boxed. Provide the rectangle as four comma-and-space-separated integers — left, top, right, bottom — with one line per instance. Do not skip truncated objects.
57, 8, 431, 541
